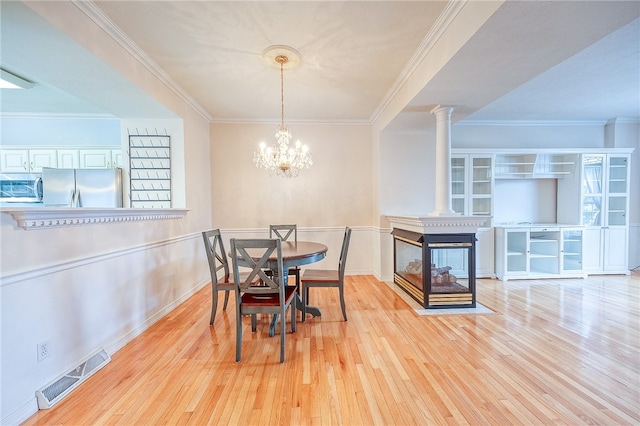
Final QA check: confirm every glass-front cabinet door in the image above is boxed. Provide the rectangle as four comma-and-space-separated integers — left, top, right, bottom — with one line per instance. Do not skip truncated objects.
581, 154, 604, 226
581, 154, 628, 228
450, 154, 493, 223
606, 155, 629, 227
561, 228, 583, 273
451, 156, 467, 215
471, 156, 493, 218
506, 229, 528, 275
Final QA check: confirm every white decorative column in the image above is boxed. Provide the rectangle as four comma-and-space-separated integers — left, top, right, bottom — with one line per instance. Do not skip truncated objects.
429, 104, 456, 217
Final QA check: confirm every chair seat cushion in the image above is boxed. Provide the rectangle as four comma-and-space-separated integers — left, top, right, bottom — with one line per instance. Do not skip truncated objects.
301, 269, 339, 283
241, 285, 297, 306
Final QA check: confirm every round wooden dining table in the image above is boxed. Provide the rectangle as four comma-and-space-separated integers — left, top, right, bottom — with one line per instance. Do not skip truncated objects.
232, 241, 328, 333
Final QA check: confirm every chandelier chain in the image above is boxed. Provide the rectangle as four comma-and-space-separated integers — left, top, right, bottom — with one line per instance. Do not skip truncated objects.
280, 60, 284, 128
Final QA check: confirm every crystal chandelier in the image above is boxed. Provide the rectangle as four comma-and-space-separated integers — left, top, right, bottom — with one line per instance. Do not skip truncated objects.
254, 47, 312, 178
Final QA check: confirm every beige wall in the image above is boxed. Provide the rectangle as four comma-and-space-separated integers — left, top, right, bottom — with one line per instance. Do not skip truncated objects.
1, 3, 214, 423
210, 122, 374, 229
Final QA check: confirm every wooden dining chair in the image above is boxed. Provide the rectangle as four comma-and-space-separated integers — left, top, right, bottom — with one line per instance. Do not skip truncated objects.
301, 227, 352, 322
230, 238, 297, 363
202, 229, 236, 326
269, 224, 300, 286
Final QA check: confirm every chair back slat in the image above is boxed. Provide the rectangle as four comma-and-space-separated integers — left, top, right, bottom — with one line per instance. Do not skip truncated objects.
269, 224, 297, 242
231, 238, 284, 296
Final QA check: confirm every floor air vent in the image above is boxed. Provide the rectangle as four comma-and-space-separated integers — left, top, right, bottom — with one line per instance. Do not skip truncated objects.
36, 348, 110, 409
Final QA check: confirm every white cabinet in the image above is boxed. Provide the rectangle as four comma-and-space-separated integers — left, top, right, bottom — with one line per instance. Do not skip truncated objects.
475, 227, 495, 278
496, 226, 585, 281
2, 148, 123, 172
558, 153, 631, 274
112, 150, 123, 168
0, 149, 56, 172
79, 149, 111, 168
29, 149, 57, 172
1, 149, 29, 172
78, 149, 122, 169
560, 228, 584, 274
451, 154, 494, 223
494, 152, 579, 179
451, 154, 495, 277
57, 149, 80, 169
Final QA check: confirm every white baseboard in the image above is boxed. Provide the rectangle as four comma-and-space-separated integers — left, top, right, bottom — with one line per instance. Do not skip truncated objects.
2, 398, 38, 426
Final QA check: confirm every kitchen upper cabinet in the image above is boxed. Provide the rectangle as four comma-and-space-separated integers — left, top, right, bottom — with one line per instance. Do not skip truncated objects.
78, 149, 122, 168
1, 149, 29, 172
558, 152, 631, 274
57, 149, 80, 169
112, 150, 123, 168
79, 149, 111, 168
1, 149, 56, 173
1, 148, 122, 172
29, 149, 57, 172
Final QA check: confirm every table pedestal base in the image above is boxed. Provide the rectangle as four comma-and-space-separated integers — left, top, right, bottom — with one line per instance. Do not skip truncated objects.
268, 294, 322, 336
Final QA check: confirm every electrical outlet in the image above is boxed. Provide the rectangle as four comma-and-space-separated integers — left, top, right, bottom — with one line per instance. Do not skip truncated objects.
37, 340, 50, 362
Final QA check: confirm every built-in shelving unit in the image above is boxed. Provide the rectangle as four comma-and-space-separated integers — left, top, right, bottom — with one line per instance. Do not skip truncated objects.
495, 225, 586, 281
494, 152, 578, 179
453, 148, 633, 280
557, 152, 632, 274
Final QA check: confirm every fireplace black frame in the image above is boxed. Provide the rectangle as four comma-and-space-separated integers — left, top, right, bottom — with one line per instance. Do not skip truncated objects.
392, 228, 477, 309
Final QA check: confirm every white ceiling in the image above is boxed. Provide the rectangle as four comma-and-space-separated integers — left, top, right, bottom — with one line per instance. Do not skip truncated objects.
1, 1, 639, 133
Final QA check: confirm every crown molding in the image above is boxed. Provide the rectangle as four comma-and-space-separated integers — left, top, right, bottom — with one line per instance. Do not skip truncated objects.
72, 1, 212, 123
455, 119, 608, 126
369, 0, 467, 125
606, 117, 640, 125
208, 117, 371, 126
0, 112, 117, 120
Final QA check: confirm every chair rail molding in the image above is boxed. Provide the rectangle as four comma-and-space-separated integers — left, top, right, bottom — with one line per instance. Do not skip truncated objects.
1, 208, 188, 230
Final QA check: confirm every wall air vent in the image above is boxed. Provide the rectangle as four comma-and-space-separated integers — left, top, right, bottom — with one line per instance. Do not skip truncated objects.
35, 348, 110, 409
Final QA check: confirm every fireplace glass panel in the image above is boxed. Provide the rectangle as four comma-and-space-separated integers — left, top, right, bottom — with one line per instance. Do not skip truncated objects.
395, 238, 423, 291
430, 246, 469, 293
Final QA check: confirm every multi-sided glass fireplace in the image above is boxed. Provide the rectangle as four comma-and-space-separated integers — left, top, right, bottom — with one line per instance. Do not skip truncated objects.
392, 228, 476, 309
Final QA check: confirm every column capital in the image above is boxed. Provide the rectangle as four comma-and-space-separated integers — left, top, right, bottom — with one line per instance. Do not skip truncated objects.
430, 104, 454, 118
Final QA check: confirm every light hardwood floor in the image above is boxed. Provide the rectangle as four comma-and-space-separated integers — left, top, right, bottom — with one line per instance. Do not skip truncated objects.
23, 272, 639, 425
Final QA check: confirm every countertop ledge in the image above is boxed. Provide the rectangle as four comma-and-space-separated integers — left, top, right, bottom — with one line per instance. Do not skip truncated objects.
1, 207, 189, 230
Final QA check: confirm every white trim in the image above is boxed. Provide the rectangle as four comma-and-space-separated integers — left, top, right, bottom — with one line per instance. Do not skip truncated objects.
456, 120, 608, 126
209, 117, 371, 125
2, 399, 39, 426
370, 0, 466, 124
386, 214, 488, 234
451, 147, 635, 155
1, 208, 188, 230
72, 1, 212, 122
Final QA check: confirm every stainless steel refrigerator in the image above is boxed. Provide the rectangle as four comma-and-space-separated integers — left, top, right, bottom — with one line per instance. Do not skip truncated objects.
42, 167, 123, 207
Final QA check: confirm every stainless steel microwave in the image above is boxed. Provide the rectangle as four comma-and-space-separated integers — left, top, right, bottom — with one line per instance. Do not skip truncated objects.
0, 173, 43, 203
